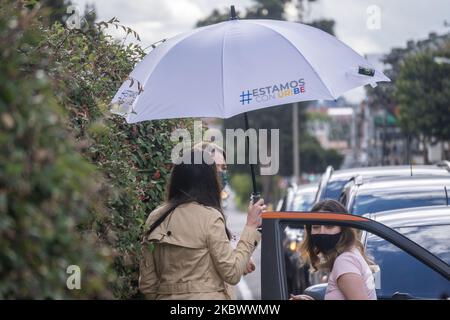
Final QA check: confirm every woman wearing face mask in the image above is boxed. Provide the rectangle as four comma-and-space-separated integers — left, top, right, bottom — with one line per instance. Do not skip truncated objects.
291, 199, 376, 300
139, 148, 265, 299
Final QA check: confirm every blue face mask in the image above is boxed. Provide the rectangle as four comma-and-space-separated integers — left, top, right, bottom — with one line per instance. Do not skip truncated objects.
219, 170, 229, 190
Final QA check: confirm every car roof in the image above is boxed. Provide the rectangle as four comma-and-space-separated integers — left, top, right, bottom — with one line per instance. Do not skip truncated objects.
329, 165, 449, 182
367, 206, 450, 228
294, 183, 318, 194
356, 175, 450, 192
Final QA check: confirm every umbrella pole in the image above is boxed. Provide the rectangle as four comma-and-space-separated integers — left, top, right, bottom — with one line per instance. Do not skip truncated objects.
228, 6, 260, 203
244, 112, 260, 203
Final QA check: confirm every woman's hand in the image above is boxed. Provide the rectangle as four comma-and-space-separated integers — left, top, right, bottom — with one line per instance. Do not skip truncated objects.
243, 259, 256, 275
246, 198, 266, 228
289, 294, 315, 300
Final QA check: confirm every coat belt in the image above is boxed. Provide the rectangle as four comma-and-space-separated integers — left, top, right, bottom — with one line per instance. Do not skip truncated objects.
157, 281, 225, 294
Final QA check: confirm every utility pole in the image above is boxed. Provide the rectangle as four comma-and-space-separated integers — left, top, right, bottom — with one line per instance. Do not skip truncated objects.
293, 102, 300, 184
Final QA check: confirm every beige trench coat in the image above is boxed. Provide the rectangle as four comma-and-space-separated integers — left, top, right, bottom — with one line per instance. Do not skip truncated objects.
139, 201, 261, 300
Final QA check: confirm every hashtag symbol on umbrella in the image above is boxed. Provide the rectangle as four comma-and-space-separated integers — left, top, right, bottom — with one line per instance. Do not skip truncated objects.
240, 90, 252, 105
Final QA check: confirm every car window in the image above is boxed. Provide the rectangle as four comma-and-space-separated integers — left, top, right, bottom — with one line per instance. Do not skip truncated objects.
292, 192, 316, 211
282, 225, 328, 295
394, 225, 450, 264
366, 232, 450, 299
285, 191, 294, 211
351, 190, 446, 215
322, 180, 348, 200
282, 226, 307, 295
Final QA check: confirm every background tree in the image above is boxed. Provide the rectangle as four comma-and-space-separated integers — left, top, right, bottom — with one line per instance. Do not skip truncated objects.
395, 47, 450, 156
367, 33, 450, 163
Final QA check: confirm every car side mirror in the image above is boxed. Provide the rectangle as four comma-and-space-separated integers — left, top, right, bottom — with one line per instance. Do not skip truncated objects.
303, 283, 328, 300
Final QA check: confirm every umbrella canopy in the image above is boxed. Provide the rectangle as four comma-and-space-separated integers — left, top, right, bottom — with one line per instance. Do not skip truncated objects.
110, 7, 390, 201
111, 14, 389, 123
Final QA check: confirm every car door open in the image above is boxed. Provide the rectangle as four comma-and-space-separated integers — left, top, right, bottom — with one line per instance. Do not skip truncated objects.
261, 212, 450, 300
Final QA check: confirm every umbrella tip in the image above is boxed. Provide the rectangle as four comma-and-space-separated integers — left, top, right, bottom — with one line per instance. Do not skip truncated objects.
230, 5, 237, 20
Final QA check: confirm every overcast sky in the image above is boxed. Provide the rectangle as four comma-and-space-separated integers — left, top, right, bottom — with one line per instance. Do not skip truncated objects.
71, 0, 450, 103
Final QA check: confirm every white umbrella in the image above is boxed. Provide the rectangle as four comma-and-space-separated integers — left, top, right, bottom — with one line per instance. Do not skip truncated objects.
111, 8, 389, 122
110, 6, 389, 196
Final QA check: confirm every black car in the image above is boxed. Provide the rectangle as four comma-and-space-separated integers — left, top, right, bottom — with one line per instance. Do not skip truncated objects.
261, 209, 450, 300
340, 176, 450, 215
314, 164, 450, 203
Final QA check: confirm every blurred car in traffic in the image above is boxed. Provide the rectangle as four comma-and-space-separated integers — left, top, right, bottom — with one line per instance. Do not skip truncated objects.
277, 183, 318, 212
340, 176, 450, 215
272, 164, 450, 297
314, 164, 450, 204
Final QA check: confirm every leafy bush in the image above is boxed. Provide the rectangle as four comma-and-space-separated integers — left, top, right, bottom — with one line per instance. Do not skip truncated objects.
40, 13, 194, 299
1, 2, 192, 298
0, 1, 112, 299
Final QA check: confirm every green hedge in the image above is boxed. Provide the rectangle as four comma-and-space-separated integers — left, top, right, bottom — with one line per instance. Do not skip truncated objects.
0, 1, 112, 298
0, 2, 192, 298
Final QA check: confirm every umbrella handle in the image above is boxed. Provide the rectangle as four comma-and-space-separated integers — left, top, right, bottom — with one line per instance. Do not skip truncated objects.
250, 192, 263, 234
250, 192, 261, 204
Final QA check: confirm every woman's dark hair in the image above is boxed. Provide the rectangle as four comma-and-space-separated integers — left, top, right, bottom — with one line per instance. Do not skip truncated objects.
146, 148, 231, 239
310, 199, 348, 213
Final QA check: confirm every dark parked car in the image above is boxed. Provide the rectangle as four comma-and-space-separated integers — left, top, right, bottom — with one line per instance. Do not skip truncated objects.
314, 165, 450, 204
261, 210, 450, 300
340, 176, 450, 215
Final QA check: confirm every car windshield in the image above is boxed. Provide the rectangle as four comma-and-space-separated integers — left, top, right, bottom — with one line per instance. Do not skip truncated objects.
366, 225, 450, 299
351, 189, 446, 215
292, 192, 316, 211
322, 179, 348, 200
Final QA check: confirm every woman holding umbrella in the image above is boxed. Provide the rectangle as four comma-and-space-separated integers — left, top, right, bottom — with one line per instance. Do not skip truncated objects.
139, 148, 265, 299
193, 141, 257, 277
